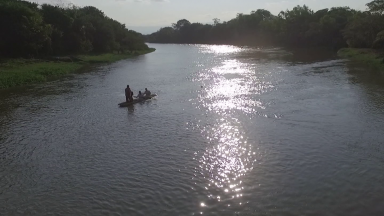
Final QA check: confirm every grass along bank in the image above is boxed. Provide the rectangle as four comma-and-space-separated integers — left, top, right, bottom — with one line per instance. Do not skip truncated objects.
337, 48, 384, 71
0, 48, 155, 89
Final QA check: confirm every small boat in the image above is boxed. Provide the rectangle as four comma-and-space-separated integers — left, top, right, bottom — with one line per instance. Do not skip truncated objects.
118, 94, 157, 107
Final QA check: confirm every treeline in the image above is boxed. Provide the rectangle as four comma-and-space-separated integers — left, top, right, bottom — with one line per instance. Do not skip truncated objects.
146, 0, 384, 50
0, 0, 149, 58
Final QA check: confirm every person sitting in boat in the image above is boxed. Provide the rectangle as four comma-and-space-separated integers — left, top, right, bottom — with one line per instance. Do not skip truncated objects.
144, 88, 151, 98
136, 91, 145, 99
125, 85, 133, 102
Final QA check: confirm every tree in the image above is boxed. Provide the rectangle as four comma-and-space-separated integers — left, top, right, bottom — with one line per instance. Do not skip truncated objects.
0, 0, 150, 57
213, 18, 220, 26
40, 4, 74, 54
144, 3, 384, 50
172, 19, 191, 31
343, 12, 384, 48
373, 30, 384, 48
146, 27, 175, 43
366, 0, 384, 14
0, 0, 52, 57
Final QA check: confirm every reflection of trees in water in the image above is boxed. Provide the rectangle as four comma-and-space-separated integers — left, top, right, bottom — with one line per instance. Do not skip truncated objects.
0, 76, 91, 149
234, 48, 291, 62
234, 47, 339, 64
344, 61, 384, 116
0, 90, 20, 143
0, 121, 7, 148
346, 62, 384, 86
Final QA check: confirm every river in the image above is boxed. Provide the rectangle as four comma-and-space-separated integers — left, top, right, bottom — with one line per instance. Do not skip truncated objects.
1, 44, 384, 215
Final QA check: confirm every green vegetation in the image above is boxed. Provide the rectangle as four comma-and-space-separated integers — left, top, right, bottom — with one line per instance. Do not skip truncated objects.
79, 49, 155, 63
0, 0, 155, 89
0, 0, 150, 58
146, 0, 384, 69
0, 49, 155, 89
338, 48, 384, 71
0, 59, 82, 89
146, 0, 384, 51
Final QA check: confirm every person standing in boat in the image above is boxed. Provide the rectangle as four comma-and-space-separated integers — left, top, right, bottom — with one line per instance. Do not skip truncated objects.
144, 88, 151, 98
125, 85, 133, 102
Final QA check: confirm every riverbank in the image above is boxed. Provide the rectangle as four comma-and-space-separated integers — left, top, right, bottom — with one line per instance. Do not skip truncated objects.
0, 49, 155, 89
337, 48, 384, 71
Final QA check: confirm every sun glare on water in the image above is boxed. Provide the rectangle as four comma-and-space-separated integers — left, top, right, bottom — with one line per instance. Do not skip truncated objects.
200, 45, 243, 54
190, 45, 273, 211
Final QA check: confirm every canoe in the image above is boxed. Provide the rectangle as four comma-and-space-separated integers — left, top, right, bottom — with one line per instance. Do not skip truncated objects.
118, 94, 157, 107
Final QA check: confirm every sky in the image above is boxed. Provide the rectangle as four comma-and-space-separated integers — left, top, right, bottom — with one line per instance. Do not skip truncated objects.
29, 0, 370, 34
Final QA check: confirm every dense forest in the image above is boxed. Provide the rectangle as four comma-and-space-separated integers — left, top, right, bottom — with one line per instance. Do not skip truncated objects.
146, 0, 384, 50
0, 0, 149, 58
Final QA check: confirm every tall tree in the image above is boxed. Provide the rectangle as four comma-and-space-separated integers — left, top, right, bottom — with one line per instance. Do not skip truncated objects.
0, 0, 52, 57
366, 0, 384, 14
172, 19, 191, 31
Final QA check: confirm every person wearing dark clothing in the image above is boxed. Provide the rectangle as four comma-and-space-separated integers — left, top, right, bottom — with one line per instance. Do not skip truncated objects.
125, 85, 133, 102
144, 88, 151, 98
136, 91, 145, 99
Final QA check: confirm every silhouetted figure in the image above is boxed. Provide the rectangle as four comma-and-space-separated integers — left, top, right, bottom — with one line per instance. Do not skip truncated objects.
125, 85, 133, 102
136, 91, 145, 99
144, 88, 151, 98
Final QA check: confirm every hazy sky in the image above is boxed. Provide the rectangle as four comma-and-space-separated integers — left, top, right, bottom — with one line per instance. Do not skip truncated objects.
29, 0, 370, 34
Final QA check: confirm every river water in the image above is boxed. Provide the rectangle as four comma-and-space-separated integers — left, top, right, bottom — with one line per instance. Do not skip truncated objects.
1, 44, 384, 215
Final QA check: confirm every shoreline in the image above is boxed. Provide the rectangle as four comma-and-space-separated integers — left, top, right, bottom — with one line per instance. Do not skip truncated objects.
337, 48, 384, 72
0, 48, 156, 90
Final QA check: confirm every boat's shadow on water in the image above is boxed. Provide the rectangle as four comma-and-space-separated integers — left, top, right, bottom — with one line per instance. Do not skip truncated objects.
125, 98, 157, 115
127, 105, 135, 114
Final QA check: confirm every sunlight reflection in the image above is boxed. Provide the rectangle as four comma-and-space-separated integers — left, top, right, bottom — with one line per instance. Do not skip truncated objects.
198, 59, 274, 116
200, 45, 243, 54
190, 45, 280, 212
196, 117, 256, 204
